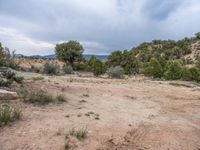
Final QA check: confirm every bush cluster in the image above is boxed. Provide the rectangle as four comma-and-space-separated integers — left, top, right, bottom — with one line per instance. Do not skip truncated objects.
0, 79, 12, 87
107, 50, 139, 75
29, 65, 41, 73
2, 33, 200, 84
0, 104, 21, 126
92, 60, 105, 76
0, 70, 24, 87
143, 58, 163, 78
43, 62, 60, 75
63, 64, 73, 74
142, 58, 200, 82
20, 89, 66, 105
0, 43, 20, 69
73, 62, 90, 71
20, 89, 54, 105
2, 70, 16, 79
69, 128, 88, 140
163, 61, 183, 80
88, 56, 106, 76
107, 66, 124, 79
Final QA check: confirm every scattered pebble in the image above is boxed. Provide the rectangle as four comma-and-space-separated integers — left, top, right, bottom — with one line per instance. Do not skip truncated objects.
85, 113, 90, 117
77, 114, 82, 117
88, 111, 94, 114
80, 100, 87, 103
83, 94, 89, 97
95, 117, 100, 120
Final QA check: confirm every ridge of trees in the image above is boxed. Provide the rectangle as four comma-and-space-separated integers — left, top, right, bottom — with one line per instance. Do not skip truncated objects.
1, 33, 200, 82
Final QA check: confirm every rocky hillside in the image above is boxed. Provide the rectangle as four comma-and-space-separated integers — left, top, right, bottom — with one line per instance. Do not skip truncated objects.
184, 41, 200, 63
130, 34, 200, 67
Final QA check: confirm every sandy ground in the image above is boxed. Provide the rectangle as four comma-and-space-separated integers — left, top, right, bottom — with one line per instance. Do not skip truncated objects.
0, 73, 200, 150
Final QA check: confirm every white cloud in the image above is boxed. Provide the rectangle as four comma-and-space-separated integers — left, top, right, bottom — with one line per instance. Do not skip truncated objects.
80, 41, 109, 55
0, 27, 54, 56
162, 0, 200, 38
0, 0, 200, 55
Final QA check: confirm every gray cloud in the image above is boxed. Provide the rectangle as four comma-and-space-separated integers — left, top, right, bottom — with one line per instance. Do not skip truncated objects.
0, 0, 200, 55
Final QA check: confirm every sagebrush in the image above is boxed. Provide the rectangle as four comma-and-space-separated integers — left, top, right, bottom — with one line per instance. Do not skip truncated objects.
0, 104, 21, 126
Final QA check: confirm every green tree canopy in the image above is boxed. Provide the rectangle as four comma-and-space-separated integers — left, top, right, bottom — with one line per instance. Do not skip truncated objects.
121, 50, 139, 74
88, 55, 97, 69
55, 40, 84, 66
107, 50, 139, 75
92, 59, 105, 76
143, 58, 163, 78
107, 51, 123, 67
195, 32, 200, 39
164, 61, 183, 80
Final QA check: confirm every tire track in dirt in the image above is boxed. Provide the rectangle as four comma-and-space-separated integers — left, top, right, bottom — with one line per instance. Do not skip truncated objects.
99, 124, 153, 150
99, 122, 200, 150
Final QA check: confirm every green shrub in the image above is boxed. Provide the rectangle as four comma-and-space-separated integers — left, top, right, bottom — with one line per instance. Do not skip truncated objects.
107, 50, 139, 75
56, 94, 66, 102
182, 67, 191, 81
43, 63, 59, 75
13, 76, 24, 83
63, 64, 73, 74
121, 51, 139, 75
143, 58, 163, 78
180, 67, 200, 82
1, 70, 24, 83
31, 77, 44, 81
73, 62, 90, 71
0, 43, 20, 69
188, 67, 200, 82
5, 59, 20, 70
88, 56, 97, 69
107, 66, 124, 79
20, 89, 66, 105
195, 32, 200, 39
20, 90, 54, 105
164, 61, 183, 80
92, 60, 105, 76
185, 58, 193, 65
30, 65, 41, 73
55, 40, 84, 67
107, 51, 123, 67
88, 56, 106, 76
0, 79, 12, 87
2, 70, 16, 80
0, 104, 21, 126
69, 128, 88, 140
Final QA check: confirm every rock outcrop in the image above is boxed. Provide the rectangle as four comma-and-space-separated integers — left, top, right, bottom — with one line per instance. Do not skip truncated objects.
0, 89, 18, 100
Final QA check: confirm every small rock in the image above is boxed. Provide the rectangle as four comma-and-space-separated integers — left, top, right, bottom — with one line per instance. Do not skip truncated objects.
85, 113, 90, 117
80, 100, 87, 103
0, 89, 18, 100
95, 117, 100, 120
77, 114, 82, 117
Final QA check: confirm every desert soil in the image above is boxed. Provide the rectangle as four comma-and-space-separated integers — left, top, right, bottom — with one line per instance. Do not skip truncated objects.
0, 72, 200, 150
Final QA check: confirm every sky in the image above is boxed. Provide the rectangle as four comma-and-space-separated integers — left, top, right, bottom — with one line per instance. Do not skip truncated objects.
0, 0, 200, 56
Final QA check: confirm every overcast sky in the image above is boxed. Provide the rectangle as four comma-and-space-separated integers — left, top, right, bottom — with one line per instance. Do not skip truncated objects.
0, 0, 200, 56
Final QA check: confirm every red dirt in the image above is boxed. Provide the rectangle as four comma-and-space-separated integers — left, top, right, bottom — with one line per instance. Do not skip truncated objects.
0, 74, 200, 150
